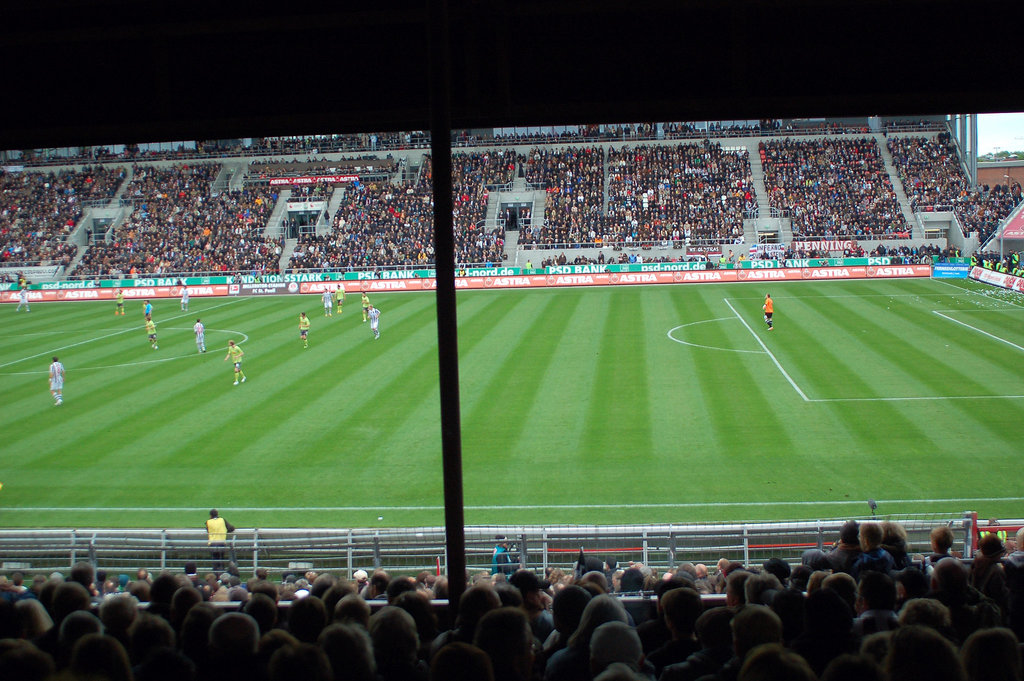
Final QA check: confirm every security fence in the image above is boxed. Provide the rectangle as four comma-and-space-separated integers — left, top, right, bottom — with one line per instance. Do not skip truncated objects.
0, 513, 986, 578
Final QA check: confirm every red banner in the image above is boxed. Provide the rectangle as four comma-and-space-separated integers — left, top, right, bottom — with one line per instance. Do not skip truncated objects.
268, 175, 359, 186
1000, 212, 1024, 240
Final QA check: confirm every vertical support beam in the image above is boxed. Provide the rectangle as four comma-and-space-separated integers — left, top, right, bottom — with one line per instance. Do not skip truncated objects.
429, 0, 467, 608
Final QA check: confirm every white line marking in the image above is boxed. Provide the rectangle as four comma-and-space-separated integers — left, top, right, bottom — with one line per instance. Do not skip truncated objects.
724, 298, 810, 402
932, 311, 1024, 353
0, 298, 246, 369
811, 394, 1024, 403
667, 318, 766, 354
7, 496, 1024, 512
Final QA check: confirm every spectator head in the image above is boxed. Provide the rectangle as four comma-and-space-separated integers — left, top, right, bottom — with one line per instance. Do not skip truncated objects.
208, 611, 259, 658
58, 610, 103, 667
99, 593, 138, 638
859, 631, 892, 667
661, 586, 702, 639
430, 641, 494, 681
170, 585, 202, 632
840, 520, 860, 545
335, 593, 371, 628
898, 597, 952, 630
367, 570, 390, 599
856, 571, 896, 613
455, 584, 503, 636
961, 627, 1021, 681
731, 605, 783, 660
310, 573, 337, 599
695, 606, 735, 650
769, 588, 805, 644
885, 625, 965, 681
288, 594, 327, 643
69, 633, 132, 681
789, 565, 812, 593
977, 533, 1005, 559
394, 590, 438, 649
930, 526, 954, 554
15, 599, 53, 639
51, 581, 92, 626
590, 621, 643, 675
822, 572, 857, 612
859, 522, 883, 552
745, 573, 783, 607
726, 569, 751, 607
893, 567, 929, 605
567, 594, 629, 651
243, 592, 278, 635
69, 561, 96, 592
618, 567, 644, 593
931, 558, 969, 600
820, 653, 886, 681
318, 622, 376, 681
800, 549, 832, 572
493, 583, 523, 608
128, 612, 176, 667
369, 606, 419, 671
577, 570, 608, 595
738, 642, 816, 681
474, 606, 534, 681
761, 558, 791, 585
180, 603, 221, 670
552, 584, 592, 639
134, 648, 197, 681
268, 642, 332, 681
385, 575, 418, 604
0, 640, 54, 681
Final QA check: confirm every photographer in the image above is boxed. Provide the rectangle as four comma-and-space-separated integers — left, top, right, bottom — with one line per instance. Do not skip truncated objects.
491, 535, 518, 576
205, 508, 235, 573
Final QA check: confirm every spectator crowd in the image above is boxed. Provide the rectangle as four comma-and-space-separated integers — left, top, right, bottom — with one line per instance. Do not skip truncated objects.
3, 520, 1023, 681
887, 133, 1023, 243
762, 137, 908, 239
0, 166, 122, 266
74, 164, 281, 277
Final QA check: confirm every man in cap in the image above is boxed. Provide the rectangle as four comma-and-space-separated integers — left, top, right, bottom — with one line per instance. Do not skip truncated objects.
509, 569, 554, 643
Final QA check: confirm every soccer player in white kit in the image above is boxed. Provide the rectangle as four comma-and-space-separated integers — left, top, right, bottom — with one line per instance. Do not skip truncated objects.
322, 289, 333, 317
16, 288, 30, 312
194, 318, 206, 353
49, 356, 64, 405
181, 286, 190, 311
368, 305, 381, 339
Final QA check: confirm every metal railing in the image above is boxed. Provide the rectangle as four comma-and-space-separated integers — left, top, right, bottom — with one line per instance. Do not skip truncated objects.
0, 514, 976, 578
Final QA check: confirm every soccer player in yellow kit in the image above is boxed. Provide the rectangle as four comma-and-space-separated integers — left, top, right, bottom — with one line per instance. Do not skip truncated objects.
115, 289, 125, 315
361, 292, 370, 322
299, 312, 311, 348
333, 286, 345, 315
145, 315, 158, 349
224, 340, 246, 385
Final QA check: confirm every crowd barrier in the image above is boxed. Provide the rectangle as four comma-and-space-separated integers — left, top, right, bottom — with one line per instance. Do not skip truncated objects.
0, 515, 980, 578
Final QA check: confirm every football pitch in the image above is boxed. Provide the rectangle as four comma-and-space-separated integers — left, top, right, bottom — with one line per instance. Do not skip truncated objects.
2, 277, 1023, 529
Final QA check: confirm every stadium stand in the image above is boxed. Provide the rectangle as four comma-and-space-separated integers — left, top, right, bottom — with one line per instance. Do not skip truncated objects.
519, 146, 606, 249
761, 137, 908, 238
288, 150, 514, 271
73, 164, 281, 277
887, 133, 1024, 242
605, 142, 753, 246
0, 166, 122, 267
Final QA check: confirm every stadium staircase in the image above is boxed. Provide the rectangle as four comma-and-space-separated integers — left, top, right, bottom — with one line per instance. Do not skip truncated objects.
875, 133, 921, 237
745, 141, 789, 244
279, 238, 297, 271
62, 169, 137, 278
264, 188, 292, 239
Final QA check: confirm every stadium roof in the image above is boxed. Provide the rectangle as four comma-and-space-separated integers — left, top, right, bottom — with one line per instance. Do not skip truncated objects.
2, 0, 1023, 150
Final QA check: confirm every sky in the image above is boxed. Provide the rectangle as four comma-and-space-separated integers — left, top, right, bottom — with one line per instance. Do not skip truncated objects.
977, 112, 1024, 154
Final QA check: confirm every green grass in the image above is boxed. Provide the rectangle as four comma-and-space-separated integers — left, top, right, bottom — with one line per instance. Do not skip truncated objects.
2, 278, 1023, 529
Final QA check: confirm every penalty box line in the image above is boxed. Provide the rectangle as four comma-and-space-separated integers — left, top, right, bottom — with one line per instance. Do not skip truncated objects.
932, 310, 1024, 354
724, 298, 811, 402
